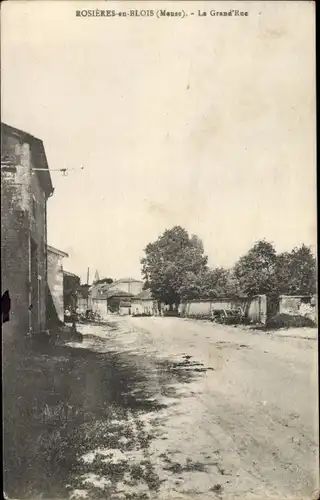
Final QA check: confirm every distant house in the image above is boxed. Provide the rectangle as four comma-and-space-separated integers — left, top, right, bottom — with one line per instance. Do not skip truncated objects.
107, 290, 135, 316
107, 278, 143, 296
63, 271, 80, 312
46, 245, 68, 326
131, 289, 158, 316
89, 277, 143, 320
92, 289, 135, 319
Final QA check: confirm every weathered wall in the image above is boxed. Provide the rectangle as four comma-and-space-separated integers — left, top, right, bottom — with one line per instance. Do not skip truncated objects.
1, 141, 31, 342
131, 299, 158, 316
247, 295, 267, 324
279, 295, 317, 322
1, 130, 50, 340
119, 306, 131, 316
182, 299, 247, 318
1, 136, 49, 339
1, 185, 30, 343
128, 281, 144, 295
30, 156, 47, 331
47, 250, 64, 323
183, 300, 212, 317
92, 298, 109, 320
181, 295, 267, 324
108, 280, 143, 296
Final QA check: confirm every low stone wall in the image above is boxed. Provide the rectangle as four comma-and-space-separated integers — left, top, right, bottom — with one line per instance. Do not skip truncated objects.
182, 300, 211, 318
247, 295, 267, 324
279, 295, 317, 323
132, 299, 158, 316
181, 295, 267, 324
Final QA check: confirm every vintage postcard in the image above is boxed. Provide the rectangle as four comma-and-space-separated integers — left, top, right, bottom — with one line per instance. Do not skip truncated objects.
1, 1, 317, 499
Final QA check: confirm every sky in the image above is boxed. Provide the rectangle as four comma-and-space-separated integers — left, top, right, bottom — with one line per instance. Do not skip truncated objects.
1, 1, 316, 284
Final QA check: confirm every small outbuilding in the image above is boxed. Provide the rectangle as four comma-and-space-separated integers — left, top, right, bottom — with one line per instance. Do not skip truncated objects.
131, 289, 158, 316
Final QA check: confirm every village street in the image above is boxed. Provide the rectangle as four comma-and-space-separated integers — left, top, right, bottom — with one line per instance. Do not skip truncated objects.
70, 317, 318, 500
4, 317, 318, 500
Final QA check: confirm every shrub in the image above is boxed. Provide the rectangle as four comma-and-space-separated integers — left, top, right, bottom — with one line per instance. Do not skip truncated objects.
163, 310, 179, 317
266, 313, 316, 329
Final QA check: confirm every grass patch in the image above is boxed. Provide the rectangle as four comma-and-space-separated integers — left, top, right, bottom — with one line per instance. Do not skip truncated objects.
2, 341, 161, 499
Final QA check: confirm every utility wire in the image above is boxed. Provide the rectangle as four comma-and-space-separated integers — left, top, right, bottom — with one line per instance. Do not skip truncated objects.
1, 164, 84, 175
31, 166, 84, 172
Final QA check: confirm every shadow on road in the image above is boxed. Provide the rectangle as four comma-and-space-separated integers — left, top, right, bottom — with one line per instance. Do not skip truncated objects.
3, 334, 209, 499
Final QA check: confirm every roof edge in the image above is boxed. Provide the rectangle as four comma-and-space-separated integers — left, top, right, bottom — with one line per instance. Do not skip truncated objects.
2, 122, 54, 197
63, 270, 80, 279
47, 244, 69, 258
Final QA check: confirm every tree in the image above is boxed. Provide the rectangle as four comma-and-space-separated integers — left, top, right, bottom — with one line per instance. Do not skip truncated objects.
275, 252, 292, 295
178, 270, 208, 301
201, 267, 241, 298
277, 245, 316, 295
143, 280, 151, 290
94, 277, 113, 286
141, 226, 208, 307
78, 284, 90, 299
233, 240, 278, 296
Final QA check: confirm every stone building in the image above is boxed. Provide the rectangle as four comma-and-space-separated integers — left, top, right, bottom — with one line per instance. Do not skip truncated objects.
46, 245, 69, 326
131, 289, 158, 316
1, 122, 54, 343
92, 289, 135, 319
107, 278, 143, 296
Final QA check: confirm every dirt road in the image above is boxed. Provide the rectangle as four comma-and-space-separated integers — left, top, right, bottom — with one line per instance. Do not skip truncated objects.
4, 317, 318, 500
72, 317, 318, 500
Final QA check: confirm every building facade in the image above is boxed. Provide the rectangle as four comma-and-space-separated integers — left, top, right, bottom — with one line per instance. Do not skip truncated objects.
131, 289, 158, 316
107, 278, 143, 296
91, 290, 135, 319
1, 123, 54, 343
46, 245, 68, 325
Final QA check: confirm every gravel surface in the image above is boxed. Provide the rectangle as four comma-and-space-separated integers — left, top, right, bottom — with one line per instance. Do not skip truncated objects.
71, 317, 318, 500
4, 317, 317, 500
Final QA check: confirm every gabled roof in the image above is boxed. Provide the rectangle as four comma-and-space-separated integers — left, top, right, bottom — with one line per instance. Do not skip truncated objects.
63, 270, 80, 280
47, 245, 69, 258
112, 277, 143, 285
2, 122, 54, 197
133, 289, 154, 300
106, 289, 135, 299
93, 290, 135, 300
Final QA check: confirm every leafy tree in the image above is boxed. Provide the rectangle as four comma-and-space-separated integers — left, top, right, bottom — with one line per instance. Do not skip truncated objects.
77, 284, 90, 299
275, 252, 292, 295
276, 245, 316, 295
233, 240, 278, 296
94, 277, 113, 286
141, 226, 208, 307
178, 270, 208, 301
143, 280, 151, 290
199, 267, 241, 298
